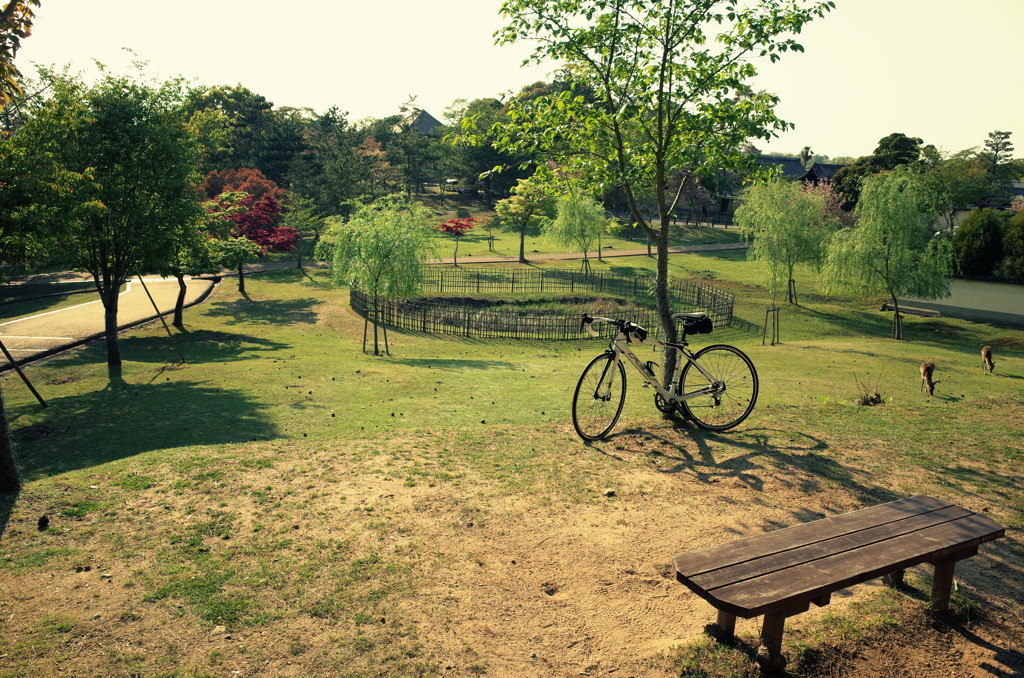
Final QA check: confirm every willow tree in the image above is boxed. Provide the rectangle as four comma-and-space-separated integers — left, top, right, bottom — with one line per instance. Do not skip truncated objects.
735, 180, 836, 305
545, 191, 611, 273
328, 197, 433, 355
489, 0, 835, 384
822, 168, 953, 340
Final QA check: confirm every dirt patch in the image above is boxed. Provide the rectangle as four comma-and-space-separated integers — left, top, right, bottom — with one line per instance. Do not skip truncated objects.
1, 430, 1021, 677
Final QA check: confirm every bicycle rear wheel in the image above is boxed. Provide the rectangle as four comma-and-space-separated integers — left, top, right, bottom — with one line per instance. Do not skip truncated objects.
678, 344, 758, 431
572, 353, 627, 441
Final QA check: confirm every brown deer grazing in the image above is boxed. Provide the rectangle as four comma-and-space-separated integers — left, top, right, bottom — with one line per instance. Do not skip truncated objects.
920, 361, 938, 396
981, 345, 995, 374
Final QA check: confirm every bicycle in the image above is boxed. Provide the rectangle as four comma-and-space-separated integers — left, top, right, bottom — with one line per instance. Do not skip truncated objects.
571, 312, 758, 440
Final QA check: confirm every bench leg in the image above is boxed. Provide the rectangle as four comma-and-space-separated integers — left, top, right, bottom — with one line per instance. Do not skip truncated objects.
755, 612, 787, 675
931, 561, 956, 612
704, 609, 736, 643
882, 570, 905, 588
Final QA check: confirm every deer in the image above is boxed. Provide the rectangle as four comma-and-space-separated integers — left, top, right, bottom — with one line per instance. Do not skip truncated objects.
981, 345, 995, 374
920, 361, 938, 396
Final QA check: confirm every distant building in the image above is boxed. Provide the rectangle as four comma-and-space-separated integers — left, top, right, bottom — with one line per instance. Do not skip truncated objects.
754, 155, 807, 180
392, 109, 444, 136
800, 162, 846, 183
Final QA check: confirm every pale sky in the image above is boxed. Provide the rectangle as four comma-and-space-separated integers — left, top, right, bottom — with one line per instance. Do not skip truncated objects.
19, 0, 1024, 160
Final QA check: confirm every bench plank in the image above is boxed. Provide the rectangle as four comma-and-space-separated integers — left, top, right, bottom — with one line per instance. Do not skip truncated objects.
693, 513, 1004, 617
688, 505, 975, 591
673, 495, 953, 578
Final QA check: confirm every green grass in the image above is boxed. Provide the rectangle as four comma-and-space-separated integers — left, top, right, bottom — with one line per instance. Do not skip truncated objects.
1, 250, 1022, 677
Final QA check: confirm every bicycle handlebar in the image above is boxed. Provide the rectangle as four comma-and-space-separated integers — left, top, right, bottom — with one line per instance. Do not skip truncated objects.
580, 313, 645, 341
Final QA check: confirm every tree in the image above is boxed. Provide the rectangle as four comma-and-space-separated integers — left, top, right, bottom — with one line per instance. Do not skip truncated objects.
735, 180, 837, 305
490, 0, 834, 384
822, 168, 953, 339
998, 209, 1024, 282
544, 192, 610, 272
979, 130, 1018, 201
0, 0, 40, 494
920, 151, 990, 228
279, 193, 324, 268
0, 0, 39, 109
200, 167, 285, 201
952, 208, 1005, 278
25, 68, 204, 368
326, 197, 434, 355
287, 107, 369, 213
436, 217, 475, 266
492, 175, 554, 263
206, 191, 295, 293
832, 133, 929, 209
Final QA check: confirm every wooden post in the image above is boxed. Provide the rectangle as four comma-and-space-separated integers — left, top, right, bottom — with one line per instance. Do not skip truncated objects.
0, 339, 46, 408
137, 276, 185, 363
756, 612, 788, 674
882, 570, 905, 588
930, 561, 956, 611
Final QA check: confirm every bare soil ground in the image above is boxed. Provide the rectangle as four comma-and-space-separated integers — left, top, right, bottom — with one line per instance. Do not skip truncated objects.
2, 423, 1021, 677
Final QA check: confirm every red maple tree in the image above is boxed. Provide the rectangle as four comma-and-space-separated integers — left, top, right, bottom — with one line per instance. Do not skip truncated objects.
201, 168, 286, 201
436, 217, 475, 266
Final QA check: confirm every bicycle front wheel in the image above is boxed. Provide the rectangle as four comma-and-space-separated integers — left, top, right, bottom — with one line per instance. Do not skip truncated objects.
572, 353, 627, 441
679, 344, 758, 431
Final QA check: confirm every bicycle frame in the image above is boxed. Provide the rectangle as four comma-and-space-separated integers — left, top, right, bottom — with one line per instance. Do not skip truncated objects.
584, 317, 724, 407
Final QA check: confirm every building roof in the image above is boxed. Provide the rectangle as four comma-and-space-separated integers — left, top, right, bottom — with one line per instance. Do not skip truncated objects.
755, 155, 807, 180
392, 109, 444, 136
800, 162, 846, 182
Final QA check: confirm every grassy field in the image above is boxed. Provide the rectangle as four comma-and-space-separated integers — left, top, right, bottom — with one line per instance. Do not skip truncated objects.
1, 250, 1022, 677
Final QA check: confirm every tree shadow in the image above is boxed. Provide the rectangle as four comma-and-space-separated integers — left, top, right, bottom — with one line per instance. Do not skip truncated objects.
0, 492, 15, 539
386, 357, 517, 371
203, 298, 321, 325
594, 423, 903, 527
10, 380, 279, 481
39, 330, 293, 368
249, 267, 330, 287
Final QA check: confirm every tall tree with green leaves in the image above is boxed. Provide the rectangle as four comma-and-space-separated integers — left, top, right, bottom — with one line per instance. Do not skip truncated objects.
25, 68, 205, 368
489, 0, 834, 384
327, 197, 434, 355
493, 174, 555, 263
822, 168, 953, 339
735, 180, 836, 305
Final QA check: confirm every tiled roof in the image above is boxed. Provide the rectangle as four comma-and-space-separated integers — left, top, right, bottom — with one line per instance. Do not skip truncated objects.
800, 163, 846, 181
755, 155, 807, 179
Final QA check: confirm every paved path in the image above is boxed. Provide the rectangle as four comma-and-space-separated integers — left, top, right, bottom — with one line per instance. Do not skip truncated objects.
0, 276, 214, 368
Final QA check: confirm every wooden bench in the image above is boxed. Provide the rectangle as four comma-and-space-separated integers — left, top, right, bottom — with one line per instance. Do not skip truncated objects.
673, 495, 1005, 674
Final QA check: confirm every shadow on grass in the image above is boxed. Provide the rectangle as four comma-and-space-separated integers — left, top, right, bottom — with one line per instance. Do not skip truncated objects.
203, 297, 321, 325
46, 330, 293, 367
387, 357, 517, 371
11, 380, 278, 481
249, 267, 330, 287
0, 492, 14, 539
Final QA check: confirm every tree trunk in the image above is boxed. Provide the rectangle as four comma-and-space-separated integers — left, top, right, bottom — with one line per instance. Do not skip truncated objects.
453, 239, 459, 267
173, 274, 187, 328
237, 263, 246, 294
0, 386, 20, 494
518, 227, 528, 263
891, 296, 903, 340
655, 221, 679, 389
101, 287, 122, 367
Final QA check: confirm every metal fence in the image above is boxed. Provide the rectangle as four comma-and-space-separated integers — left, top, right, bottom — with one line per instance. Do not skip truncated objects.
350, 267, 734, 341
